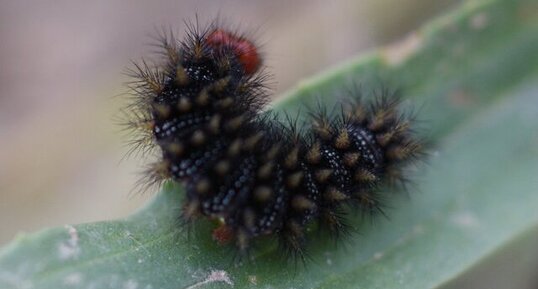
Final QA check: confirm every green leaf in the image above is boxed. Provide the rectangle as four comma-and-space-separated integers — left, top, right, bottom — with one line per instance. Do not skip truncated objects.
1, 0, 537, 288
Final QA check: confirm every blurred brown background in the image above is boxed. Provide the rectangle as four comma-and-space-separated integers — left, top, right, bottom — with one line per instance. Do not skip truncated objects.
0, 0, 459, 245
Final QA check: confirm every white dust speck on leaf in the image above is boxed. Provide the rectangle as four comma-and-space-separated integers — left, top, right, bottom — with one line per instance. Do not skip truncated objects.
248, 275, 258, 285
451, 211, 480, 228
373, 252, 384, 260
63, 272, 83, 285
185, 270, 234, 289
124, 279, 139, 289
382, 32, 423, 66
326, 258, 333, 266
0, 270, 34, 289
58, 225, 80, 260
470, 12, 488, 30
324, 252, 333, 266
126, 231, 151, 256
413, 225, 424, 235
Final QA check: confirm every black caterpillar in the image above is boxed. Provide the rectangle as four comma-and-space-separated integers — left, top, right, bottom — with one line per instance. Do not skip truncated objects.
124, 22, 424, 260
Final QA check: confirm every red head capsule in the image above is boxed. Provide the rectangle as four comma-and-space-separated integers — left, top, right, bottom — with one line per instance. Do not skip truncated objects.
205, 29, 261, 75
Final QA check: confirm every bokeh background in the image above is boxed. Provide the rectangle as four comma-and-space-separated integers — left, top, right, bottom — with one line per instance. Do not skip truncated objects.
0, 0, 460, 246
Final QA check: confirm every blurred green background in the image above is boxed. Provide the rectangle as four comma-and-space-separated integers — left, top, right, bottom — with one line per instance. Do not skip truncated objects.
0, 0, 459, 246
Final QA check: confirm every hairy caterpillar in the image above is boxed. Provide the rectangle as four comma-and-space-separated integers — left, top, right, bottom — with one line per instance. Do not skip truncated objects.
124, 21, 424, 261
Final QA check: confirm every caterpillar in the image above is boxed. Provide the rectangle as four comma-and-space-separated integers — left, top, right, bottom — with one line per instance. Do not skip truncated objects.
124, 21, 424, 261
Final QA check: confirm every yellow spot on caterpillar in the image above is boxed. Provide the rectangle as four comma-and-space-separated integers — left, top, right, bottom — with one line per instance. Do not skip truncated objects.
177, 97, 192, 112
291, 195, 316, 210
176, 65, 189, 85
306, 142, 321, 164
284, 147, 299, 169
244, 132, 264, 150
369, 109, 395, 131
219, 97, 234, 108
226, 115, 244, 131
343, 152, 360, 167
325, 187, 348, 202
215, 160, 230, 175
208, 115, 221, 133
191, 130, 206, 146
287, 171, 304, 188
335, 129, 350, 149
193, 43, 204, 60
211, 76, 231, 92
196, 178, 211, 194
139, 120, 155, 131
315, 169, 333, 183
254, 186, 272, 202
196, 89, 210, 106
266, 144, 281, 160
153, 160, 170, 178
153, 104, 171, 118
350, 104, 367, 122
166, 142, 184, 156
313, 119, 332, 140
376, 132, 394, 147
387, 141, 421, 160
228, 139, 243, 156
354, 168, 377, 182
257, 162, 274, 179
